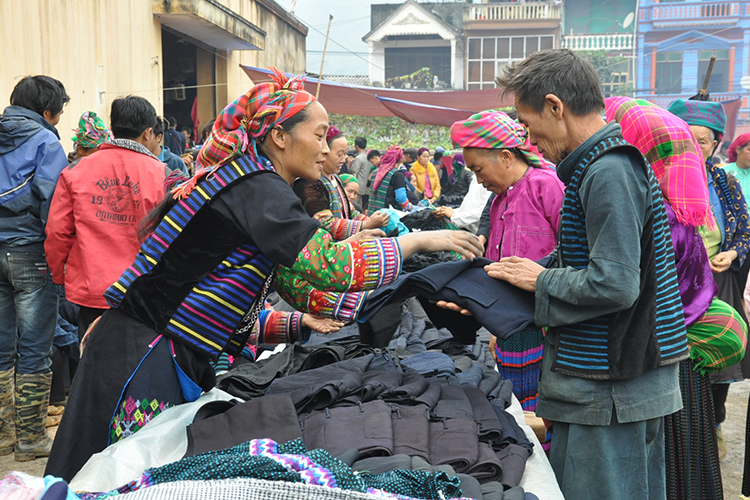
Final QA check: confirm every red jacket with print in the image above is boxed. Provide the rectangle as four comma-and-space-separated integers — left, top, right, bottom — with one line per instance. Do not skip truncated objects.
45, 143, 167, 308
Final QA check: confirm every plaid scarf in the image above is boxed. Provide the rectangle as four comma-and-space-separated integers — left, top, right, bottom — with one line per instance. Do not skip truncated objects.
449, 110, 550, 169
687, 297, 747, 375
605, 97, 712, 228
173, 67, 315, 199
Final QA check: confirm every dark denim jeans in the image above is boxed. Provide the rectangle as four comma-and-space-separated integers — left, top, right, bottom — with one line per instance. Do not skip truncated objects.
0, 243, 57, 374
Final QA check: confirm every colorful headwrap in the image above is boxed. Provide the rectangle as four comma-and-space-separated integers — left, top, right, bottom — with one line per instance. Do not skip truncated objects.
450, 110, 549, 169
666, 99, 727, 141
71, 111, 113, 150
605, 97, 711, 228
729, 133, 750, 163
177, 67, 315, 199
440, 155, 454, 177
326, 124, 344, 144
340, 173, 359, 185
373, 146, 404, 192
417, 147, 429, 157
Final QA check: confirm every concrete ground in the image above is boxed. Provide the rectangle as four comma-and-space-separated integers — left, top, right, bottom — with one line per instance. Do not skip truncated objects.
2, 382, 750, 497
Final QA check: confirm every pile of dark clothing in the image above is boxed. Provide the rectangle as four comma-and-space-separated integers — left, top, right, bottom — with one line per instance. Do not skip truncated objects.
210, 312, 532, 498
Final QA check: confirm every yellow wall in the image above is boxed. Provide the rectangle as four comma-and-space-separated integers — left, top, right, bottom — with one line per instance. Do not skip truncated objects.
0, 0, 163, 149
0, 0, 305, 152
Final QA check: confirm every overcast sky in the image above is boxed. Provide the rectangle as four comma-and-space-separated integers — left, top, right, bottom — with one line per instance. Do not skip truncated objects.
275, 0, 403, 76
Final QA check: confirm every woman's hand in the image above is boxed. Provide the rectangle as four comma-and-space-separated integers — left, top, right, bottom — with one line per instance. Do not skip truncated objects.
485, 256, 544, 292
435, 206, 454, 219
302, 314, 345, 334
710, 250, 738, 273
363, 211, 390, 230
477, 235, 487, 257
419, 230, 484, 260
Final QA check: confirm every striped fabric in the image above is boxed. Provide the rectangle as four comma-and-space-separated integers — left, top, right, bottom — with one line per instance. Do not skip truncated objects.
105, 155, 276, 359
494, 328, 544, 411
605, 97, 712, 228
687, 297, 748, 375
368, 169, 398, 215
556, 136, 688, 378
317, 174, 366, 240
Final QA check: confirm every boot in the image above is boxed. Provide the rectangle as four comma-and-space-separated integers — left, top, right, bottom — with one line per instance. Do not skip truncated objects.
14, 372, 53, 462
0, 368, 14, 456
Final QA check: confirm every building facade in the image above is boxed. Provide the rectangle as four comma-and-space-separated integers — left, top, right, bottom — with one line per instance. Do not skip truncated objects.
0, 0, 307, 145
562, 0, 638, 97
365, 0, 562, 91
636, 0, 750, 122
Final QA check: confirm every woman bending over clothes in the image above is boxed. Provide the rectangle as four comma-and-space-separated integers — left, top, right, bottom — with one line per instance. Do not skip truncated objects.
450, 110, 565, 411
44, 68, 483, 482
293, 125, 388, 240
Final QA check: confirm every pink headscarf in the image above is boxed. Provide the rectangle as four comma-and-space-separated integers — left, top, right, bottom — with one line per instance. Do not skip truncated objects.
605, 96, 711, 228
373, 146, 403, 192
729, 133, 750, 163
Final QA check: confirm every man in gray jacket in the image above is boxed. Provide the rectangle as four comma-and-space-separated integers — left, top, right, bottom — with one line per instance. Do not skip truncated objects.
486, 50, 687, 499
349, 137, 370, 210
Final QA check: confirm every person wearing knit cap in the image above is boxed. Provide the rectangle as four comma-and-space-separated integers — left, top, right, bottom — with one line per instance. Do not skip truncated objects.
339, 173, 360, 204
411, 147, 441, 202
668, 98, 750, 457
723, 132, 750, 198
46, 68, 484, 482
293, 124, 388, 241
450, 109, 565, 412
69, 111, 113, 162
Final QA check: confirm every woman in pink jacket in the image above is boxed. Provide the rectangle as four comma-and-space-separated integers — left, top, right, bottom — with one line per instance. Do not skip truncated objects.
451, 110, 564, 412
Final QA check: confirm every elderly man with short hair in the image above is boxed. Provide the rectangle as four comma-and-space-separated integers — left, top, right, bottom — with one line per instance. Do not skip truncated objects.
491, 49, 688, 499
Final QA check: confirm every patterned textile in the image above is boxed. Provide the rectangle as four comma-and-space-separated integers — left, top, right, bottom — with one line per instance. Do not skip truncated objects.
110, 396, 172, 444
667, 99, 727, 141
273, 228, 401, 320
687, 297, 747, 375
71, 111, 113, 149
369, 169, 399, 215
85, 438, 464, 500
81, 478, 462, 500
605, 97, 712, 228
326, 124, 343, 144
729, 132, 750, 163
494, 329, 544, 411
316, 174, 367, 240
664, 359, 723, 500
708, 162, 750, 266
373, 146, 404, 193
109, 138, 158, 159
556, 135, 688, 379
178, 67, 314, 200
449, 110, 550, 169
105, 155, 277, 359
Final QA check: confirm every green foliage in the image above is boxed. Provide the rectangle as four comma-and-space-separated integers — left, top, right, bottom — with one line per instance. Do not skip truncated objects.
331, 113, 452, 150
577, 50, 629, 85
385, 67, 433, 90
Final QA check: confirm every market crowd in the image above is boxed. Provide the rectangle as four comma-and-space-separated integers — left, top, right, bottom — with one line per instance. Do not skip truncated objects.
1, 49, 750, 500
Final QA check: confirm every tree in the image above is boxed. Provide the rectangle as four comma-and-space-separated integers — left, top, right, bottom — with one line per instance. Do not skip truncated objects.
577, 50, 632, 97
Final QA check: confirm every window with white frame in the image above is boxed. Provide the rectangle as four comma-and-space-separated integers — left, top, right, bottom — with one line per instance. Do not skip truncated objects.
467, 35, 554, 90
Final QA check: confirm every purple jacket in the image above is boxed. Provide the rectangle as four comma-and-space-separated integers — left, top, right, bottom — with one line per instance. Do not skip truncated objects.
665, 202, 716, 326
486, 166, 564, 262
